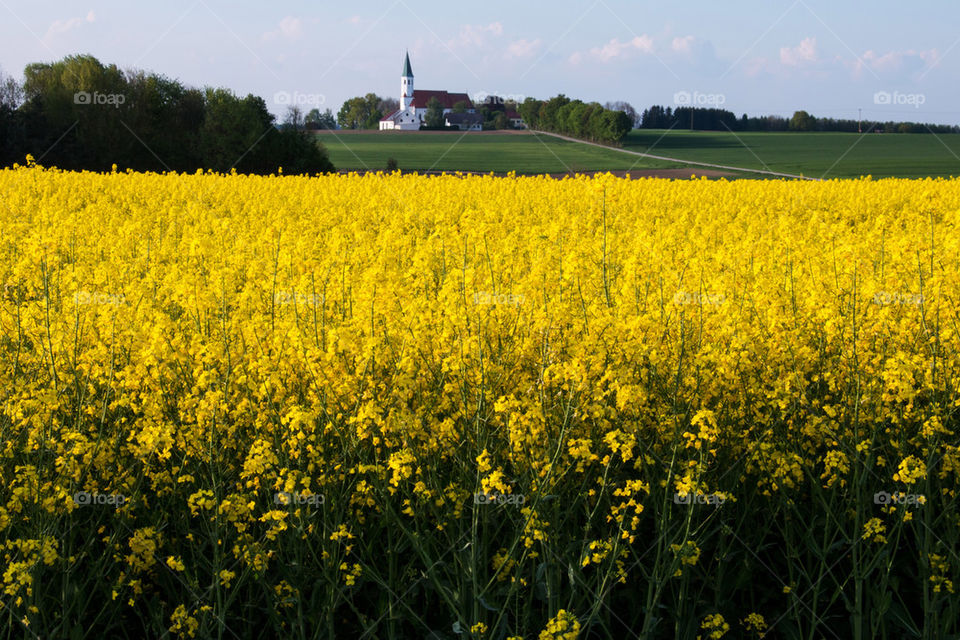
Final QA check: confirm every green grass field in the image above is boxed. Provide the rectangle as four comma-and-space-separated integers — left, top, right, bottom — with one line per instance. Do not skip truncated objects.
316, 129, 960, 179
624, 129, 960, 179
315, 131, 675, 174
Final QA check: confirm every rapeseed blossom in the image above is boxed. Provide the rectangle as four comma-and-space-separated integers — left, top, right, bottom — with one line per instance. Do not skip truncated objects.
1, 163, 957, 638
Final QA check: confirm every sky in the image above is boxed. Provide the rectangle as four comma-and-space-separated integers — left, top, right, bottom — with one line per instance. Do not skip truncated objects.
1, 1, 958, 125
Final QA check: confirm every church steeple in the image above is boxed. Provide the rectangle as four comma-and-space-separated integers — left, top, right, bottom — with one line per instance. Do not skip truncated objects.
400, 51, 414, 110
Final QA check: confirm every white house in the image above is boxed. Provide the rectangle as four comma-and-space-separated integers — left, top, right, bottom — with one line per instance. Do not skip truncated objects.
379, 52, 477, 131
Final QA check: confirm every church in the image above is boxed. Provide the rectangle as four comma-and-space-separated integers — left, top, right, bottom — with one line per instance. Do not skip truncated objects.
379, 53, 482, 131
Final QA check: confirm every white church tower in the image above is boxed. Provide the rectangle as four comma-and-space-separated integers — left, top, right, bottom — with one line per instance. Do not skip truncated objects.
400, 51, 414, 110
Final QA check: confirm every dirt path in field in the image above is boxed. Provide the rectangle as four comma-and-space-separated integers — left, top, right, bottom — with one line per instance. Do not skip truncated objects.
530, 130, 820, 181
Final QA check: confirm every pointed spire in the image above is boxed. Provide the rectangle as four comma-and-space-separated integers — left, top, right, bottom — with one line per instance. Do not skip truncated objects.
402, 51, 414, 78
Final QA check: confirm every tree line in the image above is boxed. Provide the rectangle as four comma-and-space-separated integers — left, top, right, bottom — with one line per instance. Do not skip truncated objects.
519, 96, 633, 144
334, 93, 526, 131
0, 55, 334, 173
332, 93, 634, 137
638, 105, 960, 134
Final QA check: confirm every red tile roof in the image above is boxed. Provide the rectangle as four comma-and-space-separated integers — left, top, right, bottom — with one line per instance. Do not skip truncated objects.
409, 90, 474, 109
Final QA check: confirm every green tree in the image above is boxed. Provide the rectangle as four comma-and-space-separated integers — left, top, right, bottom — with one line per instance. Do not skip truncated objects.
305, 108, 337, 130
122, 69, 204, 169
377, 96, 399, 116
538, 94, 571, 131
452, 100, 468, 114
200, 89, 274, 171
424, 97, 444, 128
11, 54, 332, 174
519, 98, 542, 129
282, 105, 304, 131
21, 54, 128, 170
789, 110, 816, 132
337, 93, 385, 129
597, 110, 632, 144
605, 101, 639, 128
0, 69, 23, 109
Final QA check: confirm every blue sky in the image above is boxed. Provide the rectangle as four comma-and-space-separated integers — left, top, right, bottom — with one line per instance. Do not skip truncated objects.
1, 1, 957, 124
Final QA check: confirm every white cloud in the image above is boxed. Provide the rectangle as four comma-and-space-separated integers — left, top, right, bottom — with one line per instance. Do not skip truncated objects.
506, 38, 541, 59
780, 37, 818, 67
851, 48, 938, 77
448, 22, 503, 49
745, 43, 937, 82
262, 16, 304, 42
44, 11, 95, 41
571, 35, 655, 64
671, 35, 695, 55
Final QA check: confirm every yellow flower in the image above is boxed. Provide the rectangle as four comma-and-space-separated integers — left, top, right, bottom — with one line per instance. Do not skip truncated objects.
699, 613, 729, 639
893, 456, 926, 485
862, 517, 887, 544
219, 569, 236, 588
126, 528, 158, 573
742, 612, 767, 634
169, 604, 199, 638
928, 554, 954, 594
670, 540, 701, 575
539, 609, 580, 640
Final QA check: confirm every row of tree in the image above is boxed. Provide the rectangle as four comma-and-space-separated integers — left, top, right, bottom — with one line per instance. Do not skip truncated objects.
0, 55, 334, 173
333, 93, 526, 131
335, 94, 400, 130
323, 93, 639, 134
475, 97, 522, 130
638, 105, 960, 134
518, 95, 633, 144
417, 96, 522, 130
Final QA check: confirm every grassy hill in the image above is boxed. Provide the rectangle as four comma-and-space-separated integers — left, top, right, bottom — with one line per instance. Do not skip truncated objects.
314, 131, 678, 174
315, 129, 960, 179
624, 129, 960, 179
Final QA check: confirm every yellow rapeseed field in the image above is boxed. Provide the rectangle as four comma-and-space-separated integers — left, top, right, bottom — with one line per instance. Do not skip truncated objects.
1, 159, 958, 639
